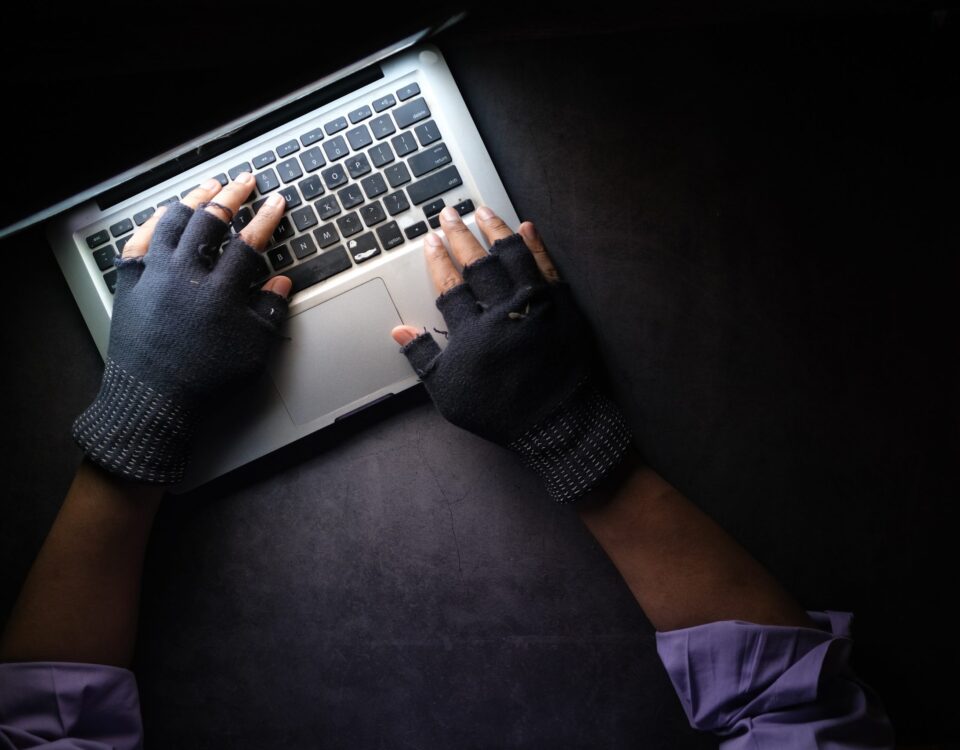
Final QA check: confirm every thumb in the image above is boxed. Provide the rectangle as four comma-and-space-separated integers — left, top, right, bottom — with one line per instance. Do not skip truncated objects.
391, 325, 421, 346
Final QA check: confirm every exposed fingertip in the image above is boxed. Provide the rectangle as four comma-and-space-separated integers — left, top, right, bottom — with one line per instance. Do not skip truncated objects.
424, 232, 443, 248
262, 275, 292, 298
476, 205, 494, 221
391, 325, 420, 346
156, 205, 168, 218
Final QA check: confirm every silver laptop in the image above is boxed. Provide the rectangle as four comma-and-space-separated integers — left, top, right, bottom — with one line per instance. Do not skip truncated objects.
6, 21, 520, 491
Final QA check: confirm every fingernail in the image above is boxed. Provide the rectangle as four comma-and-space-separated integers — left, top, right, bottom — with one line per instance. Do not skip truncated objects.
202, 177, 220, 191
476, 205, 493, 221
267, 192, 285, 207
440, 206, 460, 223
425, 232, 443, 247
235, 172, 253, 184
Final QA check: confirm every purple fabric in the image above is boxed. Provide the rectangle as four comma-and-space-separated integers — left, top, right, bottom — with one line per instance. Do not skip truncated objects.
0, 662, 142, 750
656, 611, 895, 749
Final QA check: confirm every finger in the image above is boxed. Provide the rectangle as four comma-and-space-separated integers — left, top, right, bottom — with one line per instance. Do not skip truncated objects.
438, 206, 487, 267
238, 192, 286, 251
424, 232, 463, 295
180, 177, 224, 210
391, 325, 421, 346
202, 172, 255, 224
518, 221, 561, 283
122, 205, 168, 258
474, 205, 516, 246
261, 275, 292, 298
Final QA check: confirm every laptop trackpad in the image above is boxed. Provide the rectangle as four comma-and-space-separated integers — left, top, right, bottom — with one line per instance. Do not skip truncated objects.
269, 278, 412, 426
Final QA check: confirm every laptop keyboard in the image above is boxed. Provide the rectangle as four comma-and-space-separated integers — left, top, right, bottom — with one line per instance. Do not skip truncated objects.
83, 81, 475, 296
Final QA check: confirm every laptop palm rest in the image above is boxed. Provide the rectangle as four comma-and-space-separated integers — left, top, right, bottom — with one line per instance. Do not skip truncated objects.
268, 278, 411, 426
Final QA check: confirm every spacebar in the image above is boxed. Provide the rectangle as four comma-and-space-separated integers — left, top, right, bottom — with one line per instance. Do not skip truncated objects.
284, 247, 352, 293
405, 165, 462, 205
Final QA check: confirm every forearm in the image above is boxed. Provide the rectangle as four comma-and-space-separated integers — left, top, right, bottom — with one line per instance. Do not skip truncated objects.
0, 459, 162, 667
578, 449, 813, 632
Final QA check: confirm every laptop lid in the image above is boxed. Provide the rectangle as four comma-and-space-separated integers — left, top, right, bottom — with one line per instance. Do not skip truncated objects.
0, 4, 466, 240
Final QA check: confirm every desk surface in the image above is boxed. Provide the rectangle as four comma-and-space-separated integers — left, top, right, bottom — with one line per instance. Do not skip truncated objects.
1, 7, 958, 747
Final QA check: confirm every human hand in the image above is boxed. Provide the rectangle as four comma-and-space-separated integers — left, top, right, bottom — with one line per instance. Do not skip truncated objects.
72, 175, 292, 484
392, 206, 632, 503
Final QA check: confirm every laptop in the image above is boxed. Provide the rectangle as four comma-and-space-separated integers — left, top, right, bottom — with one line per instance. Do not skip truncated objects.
1, 11, 520, 491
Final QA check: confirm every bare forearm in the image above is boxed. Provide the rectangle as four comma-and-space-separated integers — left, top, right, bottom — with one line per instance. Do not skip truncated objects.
0, 459, 162, 667
578, 450, 813, 632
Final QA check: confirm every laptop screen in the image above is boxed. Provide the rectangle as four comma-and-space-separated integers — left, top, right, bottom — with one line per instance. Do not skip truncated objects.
0, 4, 464, 236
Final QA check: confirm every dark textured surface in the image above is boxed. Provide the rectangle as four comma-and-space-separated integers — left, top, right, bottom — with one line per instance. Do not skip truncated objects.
1, 5, 958, 747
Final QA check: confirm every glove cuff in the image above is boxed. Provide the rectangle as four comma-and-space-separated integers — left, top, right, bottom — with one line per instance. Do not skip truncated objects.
508, 379, 633, 504
71, 358, 197, 485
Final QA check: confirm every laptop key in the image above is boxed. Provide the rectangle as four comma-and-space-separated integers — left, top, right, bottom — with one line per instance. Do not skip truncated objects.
255, 168, 280, 194
404, 221, 428, 240
180, 185, 199, 198
253, 150, 276, 169
300, 146, 326, 172
231, 206, 253, 233
298, 174, 324, 200
369, 114, 396, 140
93, 245, 117, 271
391, 132, 418, 157
252, 198, 268, 214
320, 164, 347, 190
336, 211, 362, 238
291, 205, 318, 233
85, 229, 110, 249
279, 186, 301, 210
324, 116, 348, 135
273, 217, 295, 244
315, 195, 341, 220
313, 223, 340, 248
346, 153, 371, 179
428, 216, 441, 229
360, 201, 386, 227
322, 135, 349, 161
346, 231, 380, 263
453, 199, 475, 217
277, 139, 300, 157
414, 120, 441, 146
290, 234, 318, 260
372, 94, 396, 112
346, 124, 372, 151
407, 143, 451, 177
116, 235, 132, 254
393, 97, 430, 129
300, 127, 324, 146
133, 207, 155, 226
158, 196, 179, 208
285, 246, 352, 294
104, 268, 118, 294
214, 172, 229, 186
423, 199, 445, 218
376, 221, 404, 250
337, 184, 364, 209
383, 190, 410, 216
348, 105, 372, 123
384, 162, 411, 188
228, 162, 252, 180
267, 244, 293, 269
360, 173, 387, 199
277, 158, 303, 184
368, 142, 394, 168
396, 82, 420, 101
406, 165, 462, 205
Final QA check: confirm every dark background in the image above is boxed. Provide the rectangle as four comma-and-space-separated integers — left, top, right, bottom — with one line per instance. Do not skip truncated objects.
1, 2, 957, 747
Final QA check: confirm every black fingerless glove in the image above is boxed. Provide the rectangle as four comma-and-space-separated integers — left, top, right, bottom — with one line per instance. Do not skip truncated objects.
72, 202, 287, 484
400, 233, 632, 503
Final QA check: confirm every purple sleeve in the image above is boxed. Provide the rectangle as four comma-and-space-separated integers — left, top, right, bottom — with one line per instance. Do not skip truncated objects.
0, 662, 143, 750
655, 611, 894, 749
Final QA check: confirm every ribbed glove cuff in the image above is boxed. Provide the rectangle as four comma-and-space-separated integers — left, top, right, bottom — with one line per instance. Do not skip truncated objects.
71, 358, 197, 485
507, 380, 633, 504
